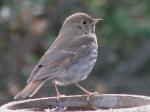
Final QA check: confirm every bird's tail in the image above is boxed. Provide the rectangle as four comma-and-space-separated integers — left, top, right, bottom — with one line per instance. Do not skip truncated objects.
14, 79, 47, 100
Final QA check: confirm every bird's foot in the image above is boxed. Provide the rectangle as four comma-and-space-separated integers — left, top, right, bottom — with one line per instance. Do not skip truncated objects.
86, 91, 98, 101
56, 94, 66, 101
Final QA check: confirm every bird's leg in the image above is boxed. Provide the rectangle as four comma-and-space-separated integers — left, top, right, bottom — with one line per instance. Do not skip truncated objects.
52, 80, 67, 109
75, 83, 98, 100
75, 83, 95, 95
75, 83, 99, 109
52, 80, 62, 100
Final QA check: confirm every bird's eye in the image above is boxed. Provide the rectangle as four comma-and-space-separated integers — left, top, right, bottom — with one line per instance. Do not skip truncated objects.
81, 20, 87, 25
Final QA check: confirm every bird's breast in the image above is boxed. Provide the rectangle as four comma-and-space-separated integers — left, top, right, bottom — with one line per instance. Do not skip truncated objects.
54, 34, 98, 86
88, 37, 98, 68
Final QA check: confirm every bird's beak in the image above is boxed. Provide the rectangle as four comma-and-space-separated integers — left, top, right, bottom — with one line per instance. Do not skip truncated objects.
93, 18, 103, 24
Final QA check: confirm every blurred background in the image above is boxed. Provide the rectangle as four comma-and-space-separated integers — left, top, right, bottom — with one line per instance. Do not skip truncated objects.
0, 0, 150, 105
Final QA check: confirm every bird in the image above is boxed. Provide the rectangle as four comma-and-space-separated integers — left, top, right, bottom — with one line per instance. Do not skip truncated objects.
14, 12, 101, 100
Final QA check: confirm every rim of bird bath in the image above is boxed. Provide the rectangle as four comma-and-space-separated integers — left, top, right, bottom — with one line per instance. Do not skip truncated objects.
1, 94, 150, 112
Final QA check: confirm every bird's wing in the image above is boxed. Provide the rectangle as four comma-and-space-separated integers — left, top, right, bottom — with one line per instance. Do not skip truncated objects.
27, 34, 94, 83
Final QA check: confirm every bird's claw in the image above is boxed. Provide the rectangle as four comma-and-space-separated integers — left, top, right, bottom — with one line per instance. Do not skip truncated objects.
56, 94, 66, 101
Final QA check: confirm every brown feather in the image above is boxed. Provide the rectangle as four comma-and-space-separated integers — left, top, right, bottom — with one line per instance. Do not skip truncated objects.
14, 79, 47, 100
27, 34, 93, 82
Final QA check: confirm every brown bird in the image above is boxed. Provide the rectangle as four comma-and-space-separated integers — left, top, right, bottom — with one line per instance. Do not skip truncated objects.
14, 13, 101, 100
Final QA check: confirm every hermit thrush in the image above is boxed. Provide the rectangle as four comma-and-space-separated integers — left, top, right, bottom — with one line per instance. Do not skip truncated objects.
14, 13, 101, 100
